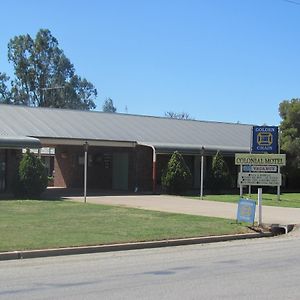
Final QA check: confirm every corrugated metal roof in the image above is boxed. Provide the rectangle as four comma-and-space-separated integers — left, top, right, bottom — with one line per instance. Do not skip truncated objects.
0, 104, 252, 152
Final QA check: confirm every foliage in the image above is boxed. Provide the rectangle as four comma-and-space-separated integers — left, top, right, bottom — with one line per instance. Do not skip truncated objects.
0, 29, 97, 110
161, 151, 192, 194
13, 150, 48, 198
279, 98, 300, 188
209, 151, 231, 191
164, 111, 192, 119
0, 72, 11, 103
279, 99, 300, 162
102, 97, 117, 113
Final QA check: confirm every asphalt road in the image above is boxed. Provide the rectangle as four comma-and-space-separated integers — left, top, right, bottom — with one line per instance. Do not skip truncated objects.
1, 231, 300, 299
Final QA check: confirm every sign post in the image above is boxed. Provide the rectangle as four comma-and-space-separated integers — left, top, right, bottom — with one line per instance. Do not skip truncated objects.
258, 188, 262, 226
235, 126, 285, 226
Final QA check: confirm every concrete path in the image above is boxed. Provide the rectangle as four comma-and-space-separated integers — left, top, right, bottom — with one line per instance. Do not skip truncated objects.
68, 195, 300, 225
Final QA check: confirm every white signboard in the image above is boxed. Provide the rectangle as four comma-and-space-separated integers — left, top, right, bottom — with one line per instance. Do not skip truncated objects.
238, 172, 282, 186
235, 153, 286, 166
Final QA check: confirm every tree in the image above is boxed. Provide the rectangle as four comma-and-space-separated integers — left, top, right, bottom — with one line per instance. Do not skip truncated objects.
161, 151, 192, 195
102, 98, 117, 113
164, 111, 192, 120
279, 99, 300, 162
209, 151, 231, 191
0, 72, 11, 103
1, 29, 97, 110
13, 150, 48, 198
279, 98, 300, 188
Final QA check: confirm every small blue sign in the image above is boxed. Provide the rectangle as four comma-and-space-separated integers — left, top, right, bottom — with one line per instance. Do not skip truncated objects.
237, 199, 256, 224
252, 126, 278, 153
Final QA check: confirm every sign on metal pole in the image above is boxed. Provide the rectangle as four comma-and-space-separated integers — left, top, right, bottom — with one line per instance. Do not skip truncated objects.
252, 126, 278, 153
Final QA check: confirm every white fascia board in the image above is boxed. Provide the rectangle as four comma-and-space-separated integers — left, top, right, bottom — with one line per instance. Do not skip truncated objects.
39, 138, 136, 148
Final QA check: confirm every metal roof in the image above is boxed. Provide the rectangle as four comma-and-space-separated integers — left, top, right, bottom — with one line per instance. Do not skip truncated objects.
0, 104, 252, 153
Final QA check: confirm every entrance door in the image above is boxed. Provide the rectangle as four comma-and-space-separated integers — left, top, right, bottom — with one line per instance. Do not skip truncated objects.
112, 153, 128, 190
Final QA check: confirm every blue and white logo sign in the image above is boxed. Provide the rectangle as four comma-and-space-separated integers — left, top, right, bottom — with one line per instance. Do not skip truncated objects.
252, 126, 278, 153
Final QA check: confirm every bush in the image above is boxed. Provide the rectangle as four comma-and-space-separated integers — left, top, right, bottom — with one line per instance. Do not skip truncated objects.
13, 150, 48, 198
161, 151, 192, 195
208, 150, 231, 191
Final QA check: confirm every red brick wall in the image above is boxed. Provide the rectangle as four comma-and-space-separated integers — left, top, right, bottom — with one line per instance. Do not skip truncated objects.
135, 146, 153, 192
54, 146, 79, 187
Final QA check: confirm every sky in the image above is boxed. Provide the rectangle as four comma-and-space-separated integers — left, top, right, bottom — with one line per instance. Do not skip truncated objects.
1, 0, 300, 126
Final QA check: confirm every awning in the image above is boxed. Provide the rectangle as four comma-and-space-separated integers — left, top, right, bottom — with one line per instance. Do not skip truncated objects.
137, 142, 250, 155
0, 136, 41, 149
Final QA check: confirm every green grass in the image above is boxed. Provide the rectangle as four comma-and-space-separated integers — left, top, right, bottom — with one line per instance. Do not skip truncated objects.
0, 200, 250, 252
189, 193, 300, 208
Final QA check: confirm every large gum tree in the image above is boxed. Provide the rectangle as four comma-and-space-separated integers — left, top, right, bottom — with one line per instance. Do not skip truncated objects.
279, 98, 300, 188
0, 29, 97, 110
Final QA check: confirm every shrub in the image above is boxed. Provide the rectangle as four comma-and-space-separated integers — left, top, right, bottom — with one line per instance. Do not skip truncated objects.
209, 150, 231, 191
161, 151, 192, 195
13, 150, 48, 198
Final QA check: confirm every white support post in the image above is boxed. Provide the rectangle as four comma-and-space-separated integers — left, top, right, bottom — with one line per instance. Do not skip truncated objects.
239, 165, 243, 197
84, 142, 88, 203
200, 153, 204, 200
277, 169, 281, 201
258, 188, 262, 226
152, 148, 157, 194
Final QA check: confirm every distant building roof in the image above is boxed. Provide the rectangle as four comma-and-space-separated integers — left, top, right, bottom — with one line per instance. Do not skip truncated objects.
0, 104, 252, 154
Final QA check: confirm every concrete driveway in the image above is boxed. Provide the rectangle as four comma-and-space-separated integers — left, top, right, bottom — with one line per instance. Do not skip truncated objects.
68, 194, 300, 225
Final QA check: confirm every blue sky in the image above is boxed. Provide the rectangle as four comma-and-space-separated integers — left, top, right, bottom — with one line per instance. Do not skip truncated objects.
1, 0, 300, 125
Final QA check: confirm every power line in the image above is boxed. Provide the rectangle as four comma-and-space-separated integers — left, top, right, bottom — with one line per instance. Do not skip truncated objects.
283, 0, 300, 5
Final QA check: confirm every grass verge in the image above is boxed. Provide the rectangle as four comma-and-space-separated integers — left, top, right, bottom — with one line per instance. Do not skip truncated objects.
0, 200, 250, 252
190, 193, 300, 208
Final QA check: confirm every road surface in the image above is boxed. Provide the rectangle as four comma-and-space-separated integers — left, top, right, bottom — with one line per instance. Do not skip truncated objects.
1, 231, 300, 299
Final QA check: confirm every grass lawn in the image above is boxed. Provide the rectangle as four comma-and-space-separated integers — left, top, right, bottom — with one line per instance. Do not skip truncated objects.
0, 200, 250, 252
189, 193, 300, 208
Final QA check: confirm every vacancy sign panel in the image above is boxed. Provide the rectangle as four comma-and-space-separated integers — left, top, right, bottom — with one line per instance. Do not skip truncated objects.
242, 165, 278, 173
238, 172, 282, 186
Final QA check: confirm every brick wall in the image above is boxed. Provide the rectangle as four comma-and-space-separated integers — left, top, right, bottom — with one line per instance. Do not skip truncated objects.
135, 146, 153, 192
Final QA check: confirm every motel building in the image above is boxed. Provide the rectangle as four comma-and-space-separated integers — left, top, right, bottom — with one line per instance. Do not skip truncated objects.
0, 104, 252, 195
